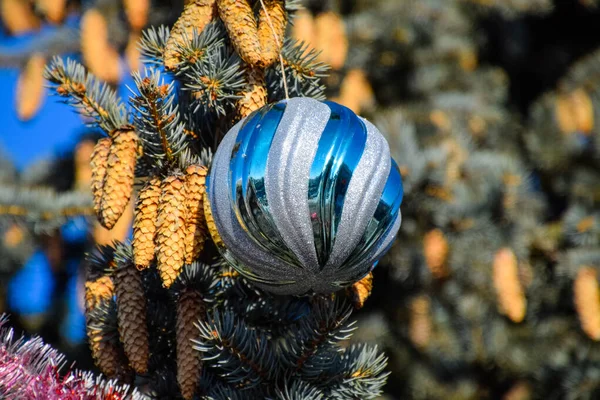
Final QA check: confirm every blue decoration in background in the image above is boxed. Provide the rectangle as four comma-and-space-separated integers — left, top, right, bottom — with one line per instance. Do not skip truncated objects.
208, 97, 403, 295
7, 250, 55, 316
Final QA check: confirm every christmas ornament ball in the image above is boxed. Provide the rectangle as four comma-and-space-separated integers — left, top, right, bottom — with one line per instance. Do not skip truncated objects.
207, 97, 403, 295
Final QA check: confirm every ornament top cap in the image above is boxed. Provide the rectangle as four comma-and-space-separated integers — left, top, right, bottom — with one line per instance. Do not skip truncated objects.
207, 97, 403, 295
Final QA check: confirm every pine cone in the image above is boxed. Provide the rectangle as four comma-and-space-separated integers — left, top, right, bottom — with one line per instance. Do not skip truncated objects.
36, 0, 67, 24
257, 0, 286, 67
203, 189, 224, 249
408, 295, 432, 350
492, 248, 526, 323
81, 8, 121, 83
177, 289, 205, 400
157, 175, 187, 288
0, 0, 40, 34
236, 67, 267, 120
114, 261, 149, 373
123, 0, 149, 31
574, 266, 600, 340
315, 11, 348, 70
133, 177, 161, 269
164, 0, 217, 70
91, 137, 112, 217
15, 53, 46, 121
100, 130, 138, 230
85, 275, 114, 312
423, 229, 450, 279
217, 0, 262, 67
184, 165, 208, 264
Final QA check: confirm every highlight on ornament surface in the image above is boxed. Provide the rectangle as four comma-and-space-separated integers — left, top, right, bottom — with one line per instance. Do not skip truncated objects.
207, 97, 404, 295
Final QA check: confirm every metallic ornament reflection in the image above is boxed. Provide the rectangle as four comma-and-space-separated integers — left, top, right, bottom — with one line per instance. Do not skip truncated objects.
207, 97, 403, 295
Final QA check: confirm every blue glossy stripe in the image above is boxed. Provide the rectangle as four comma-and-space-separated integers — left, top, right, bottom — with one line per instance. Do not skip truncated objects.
307, 102, 368, 267
343, 159, 403, 268
229, 103, 291, 261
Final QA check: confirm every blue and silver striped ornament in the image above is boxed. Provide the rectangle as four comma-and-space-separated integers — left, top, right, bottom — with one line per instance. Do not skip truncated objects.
207, 97, 403, 295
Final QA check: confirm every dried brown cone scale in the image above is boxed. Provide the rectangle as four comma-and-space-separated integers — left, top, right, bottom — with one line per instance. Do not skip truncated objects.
176, 289, 205, 400
203, 189, 224, 249
492, 248, 527, 323
257, 0, 287, 68
157, 175, 187, 288
349, 272, 373, 309
133, 177, 161, 269
164, 0, 217, 70
236, 67, 267, 120
100, 130, 138, 230
15, 53, 47, 121
574, 266, 600, 341
114, 260, 149, 373
90, 137, 112, 217
217, 0, 262, 67
423, 229, 450, 279
184, 165, 208, 264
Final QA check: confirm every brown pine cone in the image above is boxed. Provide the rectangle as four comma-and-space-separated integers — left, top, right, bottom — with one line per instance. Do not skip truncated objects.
90, 137, 112, 217
184, 165, 208, 264
203, 189, 224, 249
236, 67, 267, 120
423, 229, 450, 280
85, 275, 114, 312
177, 289, 205, 400
80, 8, 121, 83
574, 266, 600, 341
164, 0, 217, 70
133, 177, 161, 269
257, 0, 287, 68
408, 295, 432, 350
217, 0, 262, 67
37, 0, 67, 24
114, 261, 149, 373
492, 248, 526, 323
157, 175, 187, 288
0, 0, 40, 35
100, 130, 138, 230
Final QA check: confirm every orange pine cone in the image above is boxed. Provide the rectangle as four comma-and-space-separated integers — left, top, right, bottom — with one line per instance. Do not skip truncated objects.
332, 69, 375, 114
114, 261, 149, 374
177, 289, 205, 400
164, 0, 217, 70
133, 177, 161, 269
99, 130, 138, 230
291, 9, 316, 48
236, 67, 267, 120
123, 0, 149, 30
217, 0, 262, 67
408, 295, 431, 350
315, 11, 348, 70
574, 266, 600, 341
91, 137, 112, 217
203, 189, 224, 249
126, 32, 142, 72
157, 176, 187, 288
81, 8, 121, 83
555, 88, 594, 136
37, 0, 67, 24
85, 276, 115, 312
184, 165, 208, 264
492, 248, 526, 323
349, 272, 373, 309
257, 0, 287, 68
423, 229, 450, 279
15, 53, 46, 121
1, 0, 40, 34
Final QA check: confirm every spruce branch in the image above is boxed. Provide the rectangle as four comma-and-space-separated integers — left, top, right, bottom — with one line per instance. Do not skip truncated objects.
130, 68, 188, 167
193, 309, 279, 389
44, 57, 129, 134
269, 380, 325, 400
0, 185, 94, 232
139, 25, 170, 65
266, 39, 329, 101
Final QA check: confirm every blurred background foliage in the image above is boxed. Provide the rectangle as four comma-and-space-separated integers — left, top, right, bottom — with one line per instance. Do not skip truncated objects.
1, 0, 600, 398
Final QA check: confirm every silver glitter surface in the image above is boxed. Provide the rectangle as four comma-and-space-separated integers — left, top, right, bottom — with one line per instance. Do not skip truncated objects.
265, 97, 331, 274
